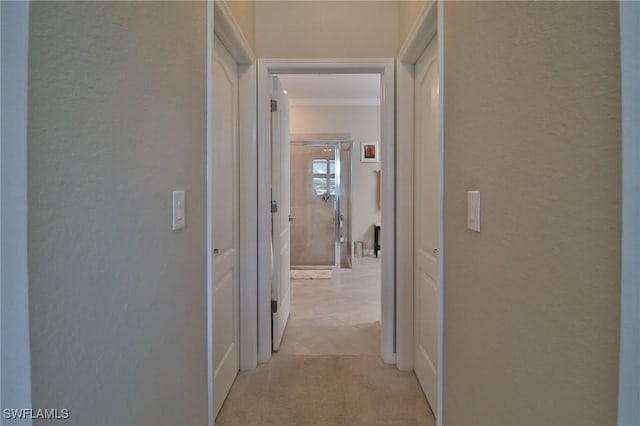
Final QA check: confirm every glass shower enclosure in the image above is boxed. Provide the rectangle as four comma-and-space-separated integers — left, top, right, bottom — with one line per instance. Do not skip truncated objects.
290, 138, 352, 269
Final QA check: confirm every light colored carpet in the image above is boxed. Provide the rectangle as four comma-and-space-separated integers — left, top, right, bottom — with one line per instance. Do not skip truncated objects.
216, 353, 435, 426
217, 257, 434, 425
290, 269, 333, 280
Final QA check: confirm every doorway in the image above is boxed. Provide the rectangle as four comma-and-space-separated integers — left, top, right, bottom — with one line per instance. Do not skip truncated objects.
396, 2, 443, 423
276, 71, 382, 357
256, 61, 396, 364
211, 33, 240, 419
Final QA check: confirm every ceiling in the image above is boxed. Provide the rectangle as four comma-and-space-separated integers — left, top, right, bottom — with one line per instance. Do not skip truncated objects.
277, 74, 381, 106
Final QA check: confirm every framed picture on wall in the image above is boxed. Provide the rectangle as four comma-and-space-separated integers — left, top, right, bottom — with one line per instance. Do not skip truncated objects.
360, 141, 379, 163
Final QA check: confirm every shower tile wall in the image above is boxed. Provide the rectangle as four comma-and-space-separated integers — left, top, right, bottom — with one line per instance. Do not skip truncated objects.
291, 145, 336, 266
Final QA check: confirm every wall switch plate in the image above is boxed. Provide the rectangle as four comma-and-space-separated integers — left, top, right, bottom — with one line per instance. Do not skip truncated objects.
467, 190, 481, 232
172, 190, 185, 231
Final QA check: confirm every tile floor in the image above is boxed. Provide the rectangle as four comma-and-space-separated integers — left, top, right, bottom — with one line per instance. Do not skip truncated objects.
280, 256, 382, 356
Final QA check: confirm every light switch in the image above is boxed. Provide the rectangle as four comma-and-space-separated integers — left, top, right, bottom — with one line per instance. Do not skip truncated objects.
467, 191, 481, 232
172, 190, 185, 231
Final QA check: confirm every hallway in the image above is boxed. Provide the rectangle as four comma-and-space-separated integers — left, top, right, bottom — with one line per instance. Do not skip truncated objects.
216, 257, 434, 425
3, 2, 632, 425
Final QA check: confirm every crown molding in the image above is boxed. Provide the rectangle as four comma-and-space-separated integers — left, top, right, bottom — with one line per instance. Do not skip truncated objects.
289, 97, 380, 107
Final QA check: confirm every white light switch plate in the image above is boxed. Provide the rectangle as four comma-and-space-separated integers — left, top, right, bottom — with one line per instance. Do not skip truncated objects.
172, 190, 185, 230
467, 190, 481, 232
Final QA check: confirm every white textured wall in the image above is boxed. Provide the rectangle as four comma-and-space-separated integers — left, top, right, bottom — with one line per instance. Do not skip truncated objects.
290, 105, 381, 251
256, 1, 397, 58
442, 2, 621, 425
618, 1, 640, 424
27, 3, 208, 425
1, 2, 33, 424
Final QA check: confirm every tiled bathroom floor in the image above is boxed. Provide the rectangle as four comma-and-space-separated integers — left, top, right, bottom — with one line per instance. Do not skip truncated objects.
279, 255, 381, 356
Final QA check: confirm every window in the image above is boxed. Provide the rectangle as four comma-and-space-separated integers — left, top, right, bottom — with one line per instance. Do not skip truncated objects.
312, 159, 335, 196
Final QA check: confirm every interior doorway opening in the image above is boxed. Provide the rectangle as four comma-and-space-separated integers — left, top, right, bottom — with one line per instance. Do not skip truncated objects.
279, 73, 383, 273
271, 73, 384, 357
256, 62, 395, 365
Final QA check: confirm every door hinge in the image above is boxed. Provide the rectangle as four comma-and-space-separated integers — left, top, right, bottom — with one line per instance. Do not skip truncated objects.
271, 300, 278, 313
270, 99, 278, 112
271, 200, 278, 213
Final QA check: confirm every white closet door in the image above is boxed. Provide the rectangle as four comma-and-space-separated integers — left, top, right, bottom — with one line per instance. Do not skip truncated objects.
414, 36, 439, 415
212, 35, 239, 418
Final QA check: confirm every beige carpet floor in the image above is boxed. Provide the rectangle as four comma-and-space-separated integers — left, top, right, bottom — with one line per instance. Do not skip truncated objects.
216, 257, 435, 425
216, 353, 435, 426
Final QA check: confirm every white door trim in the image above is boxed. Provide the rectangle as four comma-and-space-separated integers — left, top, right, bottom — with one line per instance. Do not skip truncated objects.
396, 1, 443, 425
212, 0, 258, 373
257, 58, 396, 364
398, 1, 438, 64
618, 2, 640, 424
206, 2, 214, 424
237, 61, 259, 372
213, 1, 254, 65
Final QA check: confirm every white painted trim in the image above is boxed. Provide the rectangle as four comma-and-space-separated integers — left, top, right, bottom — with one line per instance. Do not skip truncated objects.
396, 0, 438, 372
206, 2, 215, 425
213, 1, 255, 65
1, 1, 33, 423
257, 59, 396, 364
395, 60, 414, 372
238, 62, 258, 370
398, 0, 437, 64
396, 1, 442, 424
260, 58, 396, 74
211, 0, 259, 373
212, 0, 259, 372
618, 2, 640, 425
290, 133, 352, 143
289, 98, 380, 107
436, 3, 445, 423
379, 59, 396, 364
257, 61, 273, 363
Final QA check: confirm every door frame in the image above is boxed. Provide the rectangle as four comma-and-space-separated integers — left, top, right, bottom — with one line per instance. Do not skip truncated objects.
210, 0, 257, 402
396, 1, 443, 424
257, 59, 396, 364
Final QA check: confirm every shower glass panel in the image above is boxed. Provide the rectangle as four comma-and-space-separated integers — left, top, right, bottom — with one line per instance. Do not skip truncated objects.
290, 145, 336, 267
339, 144, 352, 268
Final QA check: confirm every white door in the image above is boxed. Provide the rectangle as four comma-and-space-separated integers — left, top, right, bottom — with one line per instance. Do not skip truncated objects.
414, 37, 439, 415
212, 35, 239, 418
271, 76, 291, 351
